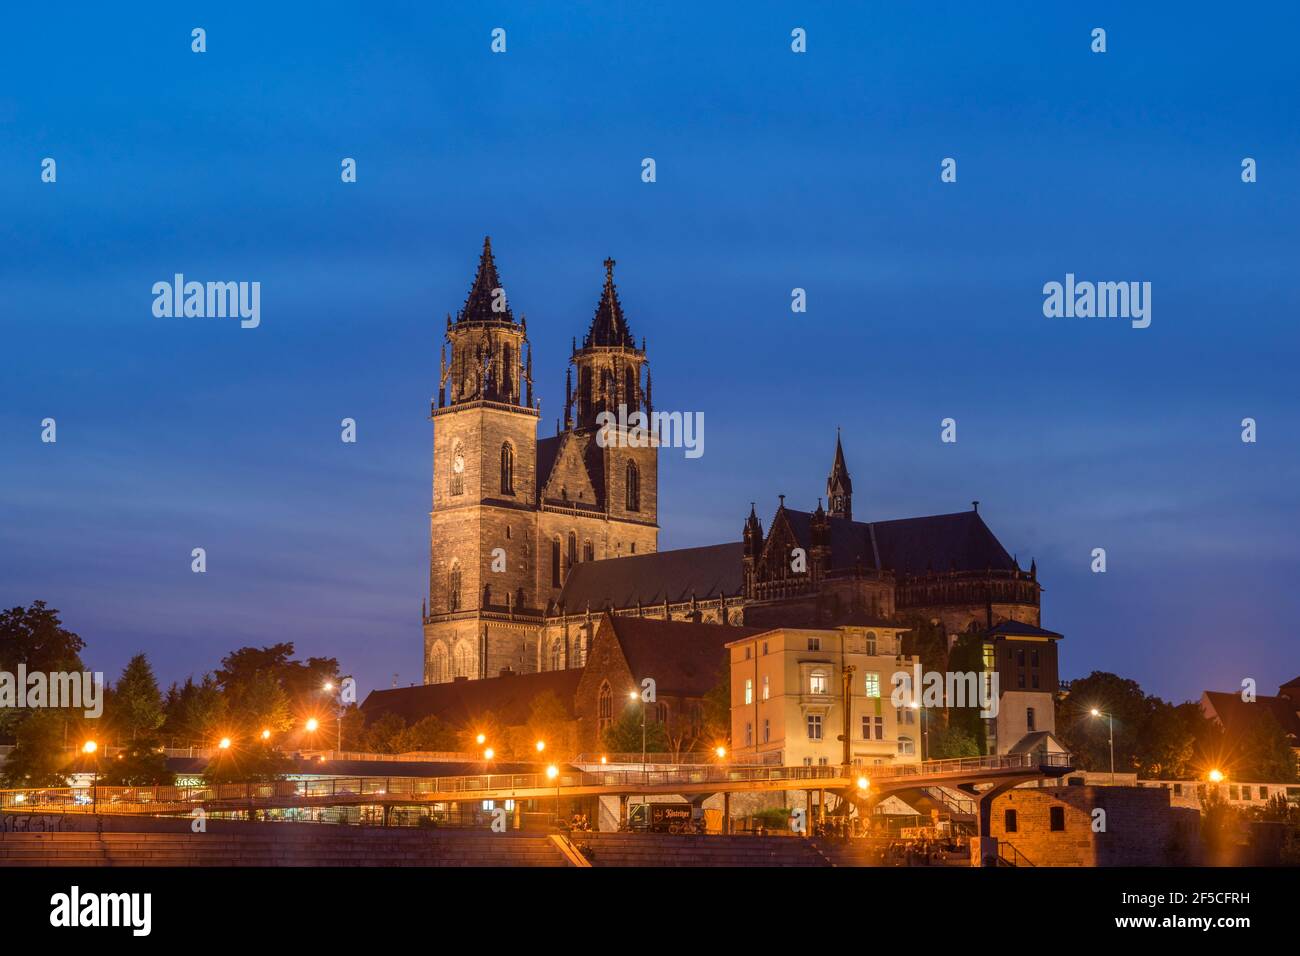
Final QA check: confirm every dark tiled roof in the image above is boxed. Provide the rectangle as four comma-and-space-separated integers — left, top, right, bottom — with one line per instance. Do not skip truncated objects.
536, 435, 561, 498
781, 509, 1017, 575
558, 543, 744, 611
1203, 691, 1300, 740
606, 617, 768, 698
361, 670, 583, 728
984, 620, 1063, 639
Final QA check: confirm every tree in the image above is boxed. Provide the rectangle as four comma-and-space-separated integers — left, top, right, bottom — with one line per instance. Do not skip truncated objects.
927, 722, 980, 759
0, 601, 86, 673
161, 675, 227, 747
0, 711, 71, 787
395, 715, 459, 754
601, 708, 668, 754
203, 741, 292, 784
111, 653, 165, 741
1238, 710, 1298, 783
99, 736, 173, 786
1055, 671, 1153, 774
899, 615, 949, 679
700, 671, 731, 749
233, 671, 293, 736
0, 601, 87, 738
522, 690, 572, 758
945, 631, 988, 753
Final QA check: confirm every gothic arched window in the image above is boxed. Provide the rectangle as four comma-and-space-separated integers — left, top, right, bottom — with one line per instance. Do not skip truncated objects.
626, 462, 640, 512
550, 637, 563, 671
551, 538, 561, 588
452, 641, 473, 679
500, 442, 514, 495
449, 442, 464, 496
567, 531, 577, 569
447, 561, 462, 612
583, 540, 594, 562
598, 681, 613, 735
429, 643, 449, 683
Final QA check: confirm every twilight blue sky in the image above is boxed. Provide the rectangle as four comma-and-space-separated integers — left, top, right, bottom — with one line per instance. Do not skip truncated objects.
2, 2, 1298, 703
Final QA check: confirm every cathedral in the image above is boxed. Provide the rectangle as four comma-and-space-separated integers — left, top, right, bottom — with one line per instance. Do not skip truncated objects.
423, 239, 1045, 685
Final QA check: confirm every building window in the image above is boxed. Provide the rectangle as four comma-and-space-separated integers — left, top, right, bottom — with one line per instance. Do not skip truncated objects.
452, 642, 472, 679
1049, 806, 1065, 831
1031, 649, 1040, 667
807, 715, 823, 740
982, 644, 995, 672
551, 538, 561, 588
500, 442, 514, 494
761, 641, 769, 655
1016, 648, 1025, 666
567, 532, 577, 570
583, 540, 594, 562
809, 670, 828, 695
429, 644, 448, 683
1031, 674, 1039, 689
864, 672, 881, 698
598, 682, 612, 734
898, 707, 915, 725
862, 715, 883, 740
763, 719, 770, 743
744, 678, 753, 705
447, 562, 462, 612
1027, 707, 1036, 732
1004, 809, 1018, 833
865, 631, 877, 655
745, 722, 753, 746
1017, 673, 1025, 689
549, 638, 563, 671
761, 675, 770, 701
808, 637, 821, 651
450, 443, 464, 496
744, 646, 751, 660
626, 462, 640, 511
898, 736, 915, 756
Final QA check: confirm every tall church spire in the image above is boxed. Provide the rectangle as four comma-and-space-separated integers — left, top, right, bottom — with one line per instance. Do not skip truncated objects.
458, 235, 515, 324
584, 257, 635, 348
827, 429, 853, 520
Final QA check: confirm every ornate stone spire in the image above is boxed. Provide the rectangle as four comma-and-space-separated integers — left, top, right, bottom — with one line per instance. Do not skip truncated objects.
457, 235, 514, 324
584, 257, 635, 347
827, 429, 853, 520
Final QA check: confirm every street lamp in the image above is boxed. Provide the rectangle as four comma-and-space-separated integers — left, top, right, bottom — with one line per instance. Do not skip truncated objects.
218, 737, 232, 750
476, 733, 486, 746
535, 740, 546, 754
715, 746, 726, 760
321, 680, 346, 752
630, 688, 646, 776
910, 701, 928, 762
483, 747, 495, 761
856, 776, 870, 792
1089, 708, 1115, 784
82, 740, 99, 815
261, 729, 271, 742
547, 764, 560, 827
1207, 768, 1225, 784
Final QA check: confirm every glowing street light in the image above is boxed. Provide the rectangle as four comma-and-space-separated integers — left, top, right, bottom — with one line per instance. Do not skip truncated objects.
305, 717, 320, 733
82, 740, 100, 815
1089, 708, 1116, 784
715, 746, 726, 759
547, 764, 561, 828
535, 740, 546, 753
1208, 768, 1225, 784
322, 681, 334, 692
261, 729, 271, 741
546, 764, 559, 780
856, 776, 870, 792
218, 737, 232, 750
600, 755, 608, 765
483, 747, 495, 761
476, 733, 486, 745
81, 740, 97, 755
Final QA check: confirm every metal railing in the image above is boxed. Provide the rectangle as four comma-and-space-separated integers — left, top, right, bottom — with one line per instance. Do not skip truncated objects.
0, 753, 1073, 816
574, 751, 783, 767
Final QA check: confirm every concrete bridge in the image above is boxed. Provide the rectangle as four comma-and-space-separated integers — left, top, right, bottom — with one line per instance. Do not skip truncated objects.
0, 752, 1072, 864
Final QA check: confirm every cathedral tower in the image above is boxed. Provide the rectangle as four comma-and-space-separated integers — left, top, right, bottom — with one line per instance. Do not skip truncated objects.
424, 238, 541, 683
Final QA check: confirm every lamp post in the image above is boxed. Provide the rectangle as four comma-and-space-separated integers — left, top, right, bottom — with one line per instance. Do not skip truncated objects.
910, 701, 928, 761
547, 764, 560, 828
321, 680, 347, 752
1089, 708, 1115, 784
82, 740, 99, 815
630, 689, 646, 776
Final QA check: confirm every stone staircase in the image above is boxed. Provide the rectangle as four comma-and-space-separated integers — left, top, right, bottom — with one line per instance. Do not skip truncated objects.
571, 832, 831, 867
0, 828, 568, 867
